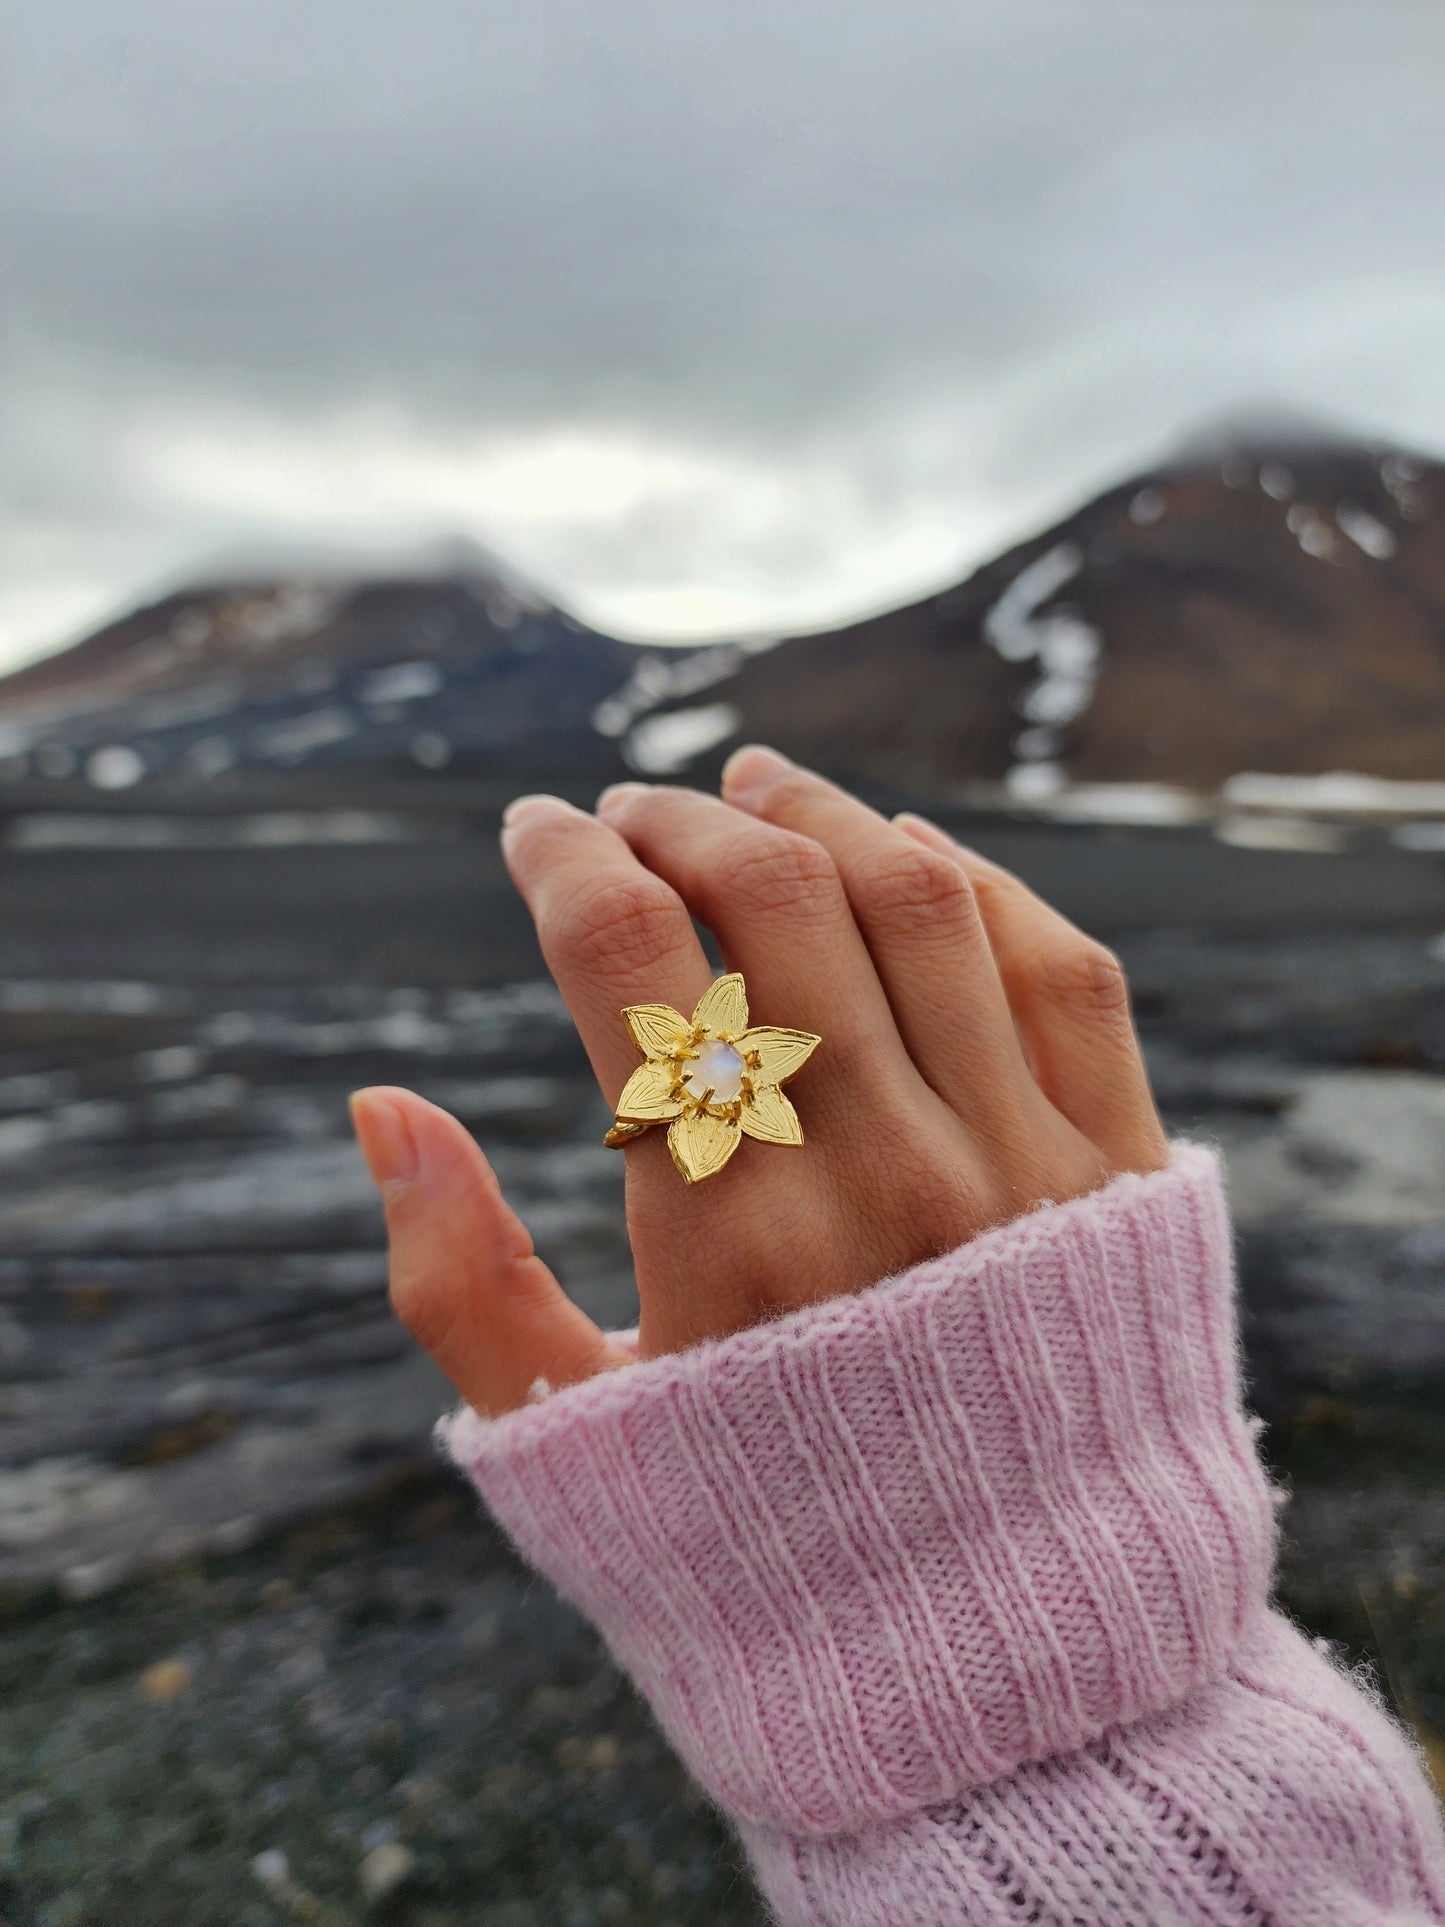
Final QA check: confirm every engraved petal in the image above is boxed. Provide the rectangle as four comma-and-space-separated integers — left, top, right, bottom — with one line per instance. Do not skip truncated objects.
624, 1003, 691, 1059
667, 1107, 742, 1183
691, 972, 748, 1036
616, 1060, 685, 1121
741, 1026, 820, 1085
740, 1082, 803, 1146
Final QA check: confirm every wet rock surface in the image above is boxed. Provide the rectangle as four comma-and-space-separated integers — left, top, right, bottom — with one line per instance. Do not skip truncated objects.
0, 975, 635, 1599
2, 814, 1444, 1922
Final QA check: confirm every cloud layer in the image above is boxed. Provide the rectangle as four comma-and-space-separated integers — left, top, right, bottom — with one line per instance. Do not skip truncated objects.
5, 2, 1444, 667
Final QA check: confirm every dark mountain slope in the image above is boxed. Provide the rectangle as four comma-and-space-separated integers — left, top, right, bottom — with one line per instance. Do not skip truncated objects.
687, 430, 1445, 794
0, 573, 638, 794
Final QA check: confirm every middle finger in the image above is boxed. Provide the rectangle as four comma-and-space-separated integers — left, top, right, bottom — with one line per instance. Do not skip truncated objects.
594, 781, 918, 1123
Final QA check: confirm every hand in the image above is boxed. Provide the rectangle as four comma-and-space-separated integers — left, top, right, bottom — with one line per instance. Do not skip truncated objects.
351, 748, 1168, 1416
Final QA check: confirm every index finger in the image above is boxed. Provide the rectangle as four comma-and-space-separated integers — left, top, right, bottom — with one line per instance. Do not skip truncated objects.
499, 794, 714, 1108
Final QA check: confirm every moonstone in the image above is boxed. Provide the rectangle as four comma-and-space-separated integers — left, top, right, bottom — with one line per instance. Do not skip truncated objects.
683, 1038, 745, 1104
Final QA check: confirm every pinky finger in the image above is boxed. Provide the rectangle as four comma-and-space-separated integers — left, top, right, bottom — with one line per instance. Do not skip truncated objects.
351, 1087, 632, 1416
892, 817, 1169, 1172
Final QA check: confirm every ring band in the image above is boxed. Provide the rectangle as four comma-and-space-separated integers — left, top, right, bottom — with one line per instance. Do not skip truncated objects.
603, 972, 821, 1183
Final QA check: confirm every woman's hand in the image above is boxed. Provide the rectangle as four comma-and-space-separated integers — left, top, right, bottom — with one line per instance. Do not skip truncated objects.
351, 748, 1168, 1416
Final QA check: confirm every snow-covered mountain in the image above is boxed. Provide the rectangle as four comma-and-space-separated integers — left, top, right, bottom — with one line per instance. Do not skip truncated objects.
1, 424, 1440, 809
671, 426, 1445, 802
0, 572, 638, 795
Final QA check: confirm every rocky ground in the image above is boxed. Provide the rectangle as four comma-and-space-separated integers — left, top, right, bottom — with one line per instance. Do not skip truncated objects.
2, 809, 1444, 1925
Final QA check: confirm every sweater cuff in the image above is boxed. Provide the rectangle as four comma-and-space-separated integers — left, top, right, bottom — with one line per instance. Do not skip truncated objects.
439, 1144, 1275, 1836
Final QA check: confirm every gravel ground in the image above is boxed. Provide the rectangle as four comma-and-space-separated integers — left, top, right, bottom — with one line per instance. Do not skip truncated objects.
4, 1412, 1443, 1927
5, 822, 1445, 1923
0, 1471, 765, 1927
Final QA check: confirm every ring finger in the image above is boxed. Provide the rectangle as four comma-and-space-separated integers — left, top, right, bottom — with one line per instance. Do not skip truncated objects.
719, 748, 1034, 1125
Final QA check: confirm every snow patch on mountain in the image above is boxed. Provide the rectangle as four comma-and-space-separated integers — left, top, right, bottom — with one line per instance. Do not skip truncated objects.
625, 703, 741, 774
982, 540, 1103, 790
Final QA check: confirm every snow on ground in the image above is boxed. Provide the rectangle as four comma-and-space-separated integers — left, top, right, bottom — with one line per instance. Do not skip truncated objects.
1222, 772, 1445, 817
5, 811, 421, 851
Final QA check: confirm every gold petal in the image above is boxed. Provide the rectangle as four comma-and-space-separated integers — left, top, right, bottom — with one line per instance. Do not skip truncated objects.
691, 972, 748, 1037
740, 1082, 803, 1145
741, 1026, 820, 1085
667, 1107, 742, 1183
624, 1003, 691, 1059
616, 1060, 685, 1121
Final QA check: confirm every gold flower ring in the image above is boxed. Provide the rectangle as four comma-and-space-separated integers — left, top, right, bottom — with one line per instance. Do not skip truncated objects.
602, 972, 821, 1183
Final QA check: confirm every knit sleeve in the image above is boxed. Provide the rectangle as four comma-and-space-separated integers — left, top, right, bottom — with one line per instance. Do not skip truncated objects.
438, 1145, 1445, 1924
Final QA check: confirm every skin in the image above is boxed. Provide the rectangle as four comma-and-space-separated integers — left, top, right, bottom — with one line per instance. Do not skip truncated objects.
351, 746, 1169, 1417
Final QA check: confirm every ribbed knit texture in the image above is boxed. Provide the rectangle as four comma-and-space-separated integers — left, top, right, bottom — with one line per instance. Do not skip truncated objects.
441, 1145, 1445, 1923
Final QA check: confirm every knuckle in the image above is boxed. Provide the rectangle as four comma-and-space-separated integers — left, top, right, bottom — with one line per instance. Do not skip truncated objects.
726, 831, 840, 918
554, 874, 688, 979
853, 843, 976, 934
1034, 939, 1131, 1014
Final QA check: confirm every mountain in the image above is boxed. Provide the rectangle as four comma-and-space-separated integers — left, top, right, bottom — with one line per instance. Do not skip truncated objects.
644, 426, 1445, 797
0, 423, 1441, 805
0, 571, 639, 795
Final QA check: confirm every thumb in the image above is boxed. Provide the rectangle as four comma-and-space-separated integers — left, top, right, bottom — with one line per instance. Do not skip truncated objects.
350, 1086, 632, 1416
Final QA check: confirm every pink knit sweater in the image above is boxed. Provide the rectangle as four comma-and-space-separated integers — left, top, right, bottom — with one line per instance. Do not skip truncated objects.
441, 1145, 1445, 1923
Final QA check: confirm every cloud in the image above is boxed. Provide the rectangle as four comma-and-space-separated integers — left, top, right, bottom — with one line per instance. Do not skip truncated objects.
4, 1, 1444, 667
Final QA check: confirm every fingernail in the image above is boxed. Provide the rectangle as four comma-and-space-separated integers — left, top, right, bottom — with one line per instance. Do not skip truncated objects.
501, 793, 577, 829
595, 781, 649, 816
350, 1089, 419, 1190
721, 744, 790, 794
893, 810, 943, 839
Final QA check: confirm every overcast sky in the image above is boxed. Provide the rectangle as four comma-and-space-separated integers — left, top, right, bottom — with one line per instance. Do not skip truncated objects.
4, 2, 1444, 672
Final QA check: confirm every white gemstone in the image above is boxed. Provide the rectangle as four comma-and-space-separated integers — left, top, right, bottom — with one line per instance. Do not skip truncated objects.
683, 1038, 745, 1104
